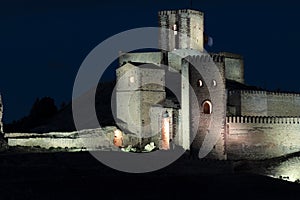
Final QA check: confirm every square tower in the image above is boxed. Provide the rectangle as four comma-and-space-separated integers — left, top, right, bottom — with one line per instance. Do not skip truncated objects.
115, 62, 166, 138
158, 9, 204, 52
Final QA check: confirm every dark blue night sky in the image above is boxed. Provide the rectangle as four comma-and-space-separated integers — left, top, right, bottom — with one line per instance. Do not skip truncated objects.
1, 0, 300, 122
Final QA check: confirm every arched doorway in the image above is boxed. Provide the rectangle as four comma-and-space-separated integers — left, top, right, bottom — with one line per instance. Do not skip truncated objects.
202, 100, 212, 114
113, 129, 123, 147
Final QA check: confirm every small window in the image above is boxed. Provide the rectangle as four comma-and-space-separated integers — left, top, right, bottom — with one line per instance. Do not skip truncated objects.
198, 80, 203, 87
173, 23, 178, 35
130, 76, 135, 83
173, 24, 177, 31
212, 80, 217, 87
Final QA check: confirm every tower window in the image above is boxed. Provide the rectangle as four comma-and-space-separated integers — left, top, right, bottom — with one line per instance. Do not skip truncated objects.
202, 100, 212, 114
173, 23, 178, 35
198, 79, 203, 87
212, 80, 217, 87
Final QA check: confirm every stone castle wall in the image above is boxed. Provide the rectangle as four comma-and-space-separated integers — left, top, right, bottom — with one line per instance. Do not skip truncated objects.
226, 116, 300, 160
5, 127, 118, 150
228, 90, 300, 116
224, 56, 244, 84
116, 62, 166, 137
210, 52, 244, 84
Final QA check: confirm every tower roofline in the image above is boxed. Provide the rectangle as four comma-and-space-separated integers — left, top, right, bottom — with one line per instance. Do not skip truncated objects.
218, 52, 243, 59
158, 9, 203, 16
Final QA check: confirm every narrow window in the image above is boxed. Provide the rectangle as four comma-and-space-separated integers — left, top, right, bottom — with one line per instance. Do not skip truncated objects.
212, 80, 217, 87
198, 79, 203, 87
173, 22, 179, 49
173, 23, 177, 35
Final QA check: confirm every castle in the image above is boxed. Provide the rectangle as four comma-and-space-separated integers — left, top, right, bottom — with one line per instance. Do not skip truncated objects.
115, 9, 300, 160
2, 9, 300, 161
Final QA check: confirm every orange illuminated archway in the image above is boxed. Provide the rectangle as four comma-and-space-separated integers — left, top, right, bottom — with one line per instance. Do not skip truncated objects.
202, 100, 212, 114
113, 129, 123, 147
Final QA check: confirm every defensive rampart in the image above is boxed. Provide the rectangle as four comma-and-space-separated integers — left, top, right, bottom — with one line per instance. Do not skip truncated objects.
226, 116, 300, 160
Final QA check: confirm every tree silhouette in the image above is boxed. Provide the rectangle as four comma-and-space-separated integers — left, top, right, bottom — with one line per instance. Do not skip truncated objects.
4, 97, 58, 132
30, 97, 57, 119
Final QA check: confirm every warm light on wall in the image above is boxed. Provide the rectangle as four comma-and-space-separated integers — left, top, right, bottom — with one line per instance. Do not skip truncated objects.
161, 111, 170, 150
113, 129, 123, 147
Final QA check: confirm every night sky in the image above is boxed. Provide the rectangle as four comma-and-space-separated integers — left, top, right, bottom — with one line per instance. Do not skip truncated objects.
1, 0, 300, 123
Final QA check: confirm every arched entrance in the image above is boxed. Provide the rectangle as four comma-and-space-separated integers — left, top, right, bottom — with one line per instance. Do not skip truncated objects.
113, 129, 123, 147
202, 100, 212, 114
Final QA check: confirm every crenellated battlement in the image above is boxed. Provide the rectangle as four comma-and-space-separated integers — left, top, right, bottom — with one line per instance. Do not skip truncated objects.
209, 53, 225, 63
158, 9, 203, 16
226, 116, 300, 124
266, 91, 300, 97
186, 54, 225, 64
228, 90, 300, 97
228, 90, 266, 95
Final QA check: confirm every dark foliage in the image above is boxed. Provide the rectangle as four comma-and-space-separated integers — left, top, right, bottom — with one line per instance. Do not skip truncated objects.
4, 97, 58, 132
4, 81, 116, 133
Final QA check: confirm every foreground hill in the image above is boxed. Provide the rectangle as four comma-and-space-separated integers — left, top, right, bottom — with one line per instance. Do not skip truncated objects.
0, 151, 300, 199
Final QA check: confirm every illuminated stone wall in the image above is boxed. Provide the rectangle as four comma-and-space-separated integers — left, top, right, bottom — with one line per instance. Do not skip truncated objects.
267, 92, 300, 116
149, 105, 181, 149
116, 62, 165, 137
228, 90, 267, 116
5, 127, 118, 150
187, 55, 227, 159
226, 116, 300, 160
208, 52, 244, 84
228, 90, 300, 117
223, 53, 244, 84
